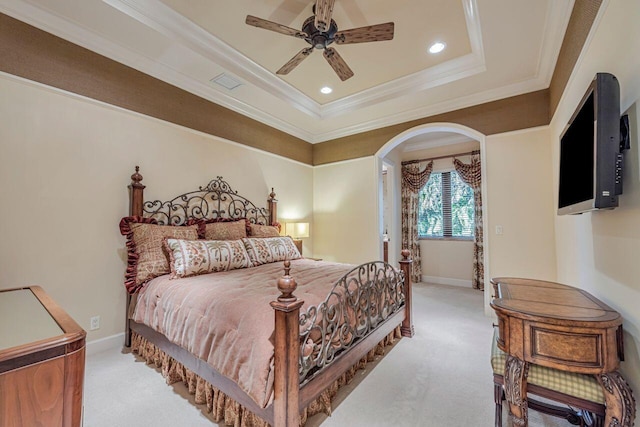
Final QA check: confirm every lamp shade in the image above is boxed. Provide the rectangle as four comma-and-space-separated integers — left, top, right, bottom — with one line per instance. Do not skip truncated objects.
285, 222, 309, 238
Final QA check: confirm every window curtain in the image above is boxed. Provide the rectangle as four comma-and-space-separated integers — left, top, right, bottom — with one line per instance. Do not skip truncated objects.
401, 161, 433, 283
453, 152, 484, 291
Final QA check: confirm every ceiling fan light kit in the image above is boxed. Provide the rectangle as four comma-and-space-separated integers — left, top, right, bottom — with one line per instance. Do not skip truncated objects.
245, 0, 394, 81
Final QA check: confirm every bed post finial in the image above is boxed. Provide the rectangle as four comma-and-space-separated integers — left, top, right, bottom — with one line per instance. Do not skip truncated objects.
276, 260, 296, 302
271, 260, 303, 427
399, 250, 415, 338
268, 187, 278, 227
131, 166, 143, 185
128, 166, 146, 217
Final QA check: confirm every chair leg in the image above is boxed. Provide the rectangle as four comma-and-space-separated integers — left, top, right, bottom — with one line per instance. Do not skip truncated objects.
494, 382, 504, 427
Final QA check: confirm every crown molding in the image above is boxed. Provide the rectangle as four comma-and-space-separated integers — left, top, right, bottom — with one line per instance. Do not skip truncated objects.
1, 0, 572, 145
318, 0, 485, 117
319, 52, 486, 118
536, 0, 575, 86
0, 0, 316, 141
309, 0, 575, 142
310, 76, 549, 143
103, 0, 486, 119
102, 0, 321, 118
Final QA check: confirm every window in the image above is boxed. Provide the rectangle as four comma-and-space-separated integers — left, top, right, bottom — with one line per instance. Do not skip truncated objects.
418, 171, 474, 239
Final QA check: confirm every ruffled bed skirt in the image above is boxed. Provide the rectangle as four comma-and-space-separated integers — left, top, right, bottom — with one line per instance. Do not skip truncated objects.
131, 326, 401, 427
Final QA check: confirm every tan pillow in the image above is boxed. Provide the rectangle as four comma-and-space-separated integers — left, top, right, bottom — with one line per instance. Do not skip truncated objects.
120, 217, 199, 292
248, 223, 280, 238
204, 219, 248, 240
165, 239, 252, 278
242, 236, 301, 266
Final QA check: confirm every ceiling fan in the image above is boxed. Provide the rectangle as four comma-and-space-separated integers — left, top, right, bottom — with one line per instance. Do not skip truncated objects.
246, 0, 394, 81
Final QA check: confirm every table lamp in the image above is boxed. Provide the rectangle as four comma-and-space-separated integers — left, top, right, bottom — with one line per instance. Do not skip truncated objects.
285, 222, 309, 254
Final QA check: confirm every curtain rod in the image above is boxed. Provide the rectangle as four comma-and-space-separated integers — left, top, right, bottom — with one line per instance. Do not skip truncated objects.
401, 149, 479, 166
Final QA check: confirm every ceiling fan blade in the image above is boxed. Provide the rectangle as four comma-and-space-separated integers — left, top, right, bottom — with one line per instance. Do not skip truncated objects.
277, 47, 314, 75
246, 15, 307, 39
314, 0, 336, 32
335, 22, 394, 44
323, 47, 354, 81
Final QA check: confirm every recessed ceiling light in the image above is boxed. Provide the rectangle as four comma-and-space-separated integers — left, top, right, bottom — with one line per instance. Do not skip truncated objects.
428, 42, 446, 54
320, 86, 333, 94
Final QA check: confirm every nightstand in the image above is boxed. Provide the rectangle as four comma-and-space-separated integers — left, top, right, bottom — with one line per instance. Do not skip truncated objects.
292, 239, 302, 254
0, 286, 86, 426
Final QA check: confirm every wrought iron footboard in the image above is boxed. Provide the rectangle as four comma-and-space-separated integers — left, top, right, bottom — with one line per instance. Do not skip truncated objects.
298, 261, 405, 385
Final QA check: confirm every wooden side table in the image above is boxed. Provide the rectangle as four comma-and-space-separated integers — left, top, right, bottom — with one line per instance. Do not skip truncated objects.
490, 277, 635, 427
292, 239, 303, 255
0, 286, 86, 427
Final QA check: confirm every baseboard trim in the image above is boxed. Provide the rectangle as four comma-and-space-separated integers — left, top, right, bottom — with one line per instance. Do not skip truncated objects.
86, 332, 125, 356
422, 276, 472, 288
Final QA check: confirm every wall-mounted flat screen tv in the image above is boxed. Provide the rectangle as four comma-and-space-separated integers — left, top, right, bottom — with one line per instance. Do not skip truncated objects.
557, 73, 623, 215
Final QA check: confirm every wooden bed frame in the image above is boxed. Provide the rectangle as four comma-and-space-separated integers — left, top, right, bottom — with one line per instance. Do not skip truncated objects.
123, 167, 414, 426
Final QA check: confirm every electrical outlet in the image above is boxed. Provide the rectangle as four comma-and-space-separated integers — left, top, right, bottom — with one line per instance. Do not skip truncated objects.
90, 315, 100, 331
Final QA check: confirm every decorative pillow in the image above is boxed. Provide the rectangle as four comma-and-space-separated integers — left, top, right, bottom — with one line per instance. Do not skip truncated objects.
242, 236, 301, 266
204, 219, 248, 240
165, 238, 252, 278
248, 223, 280, 238
119, 216, 199, 293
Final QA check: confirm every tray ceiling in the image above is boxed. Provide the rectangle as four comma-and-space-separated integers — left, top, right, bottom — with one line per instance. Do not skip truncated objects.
0, 0, 574, 143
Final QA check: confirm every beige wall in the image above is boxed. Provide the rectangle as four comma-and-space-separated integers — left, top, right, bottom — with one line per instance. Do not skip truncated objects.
0, 74, 313, 342
484, 127, 557, 286
378, 127, 558, 294
399, 142, 480, 285
382, 147, 402, 267
420, 240, 474, 286
378, 127, 557, 295
3, 3, 639, 410
551, 0, 640, 404
313, 158, 380, 264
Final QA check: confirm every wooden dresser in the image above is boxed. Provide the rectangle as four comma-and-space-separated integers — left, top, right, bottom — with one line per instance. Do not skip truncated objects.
0, 286, 86, 427
491, 277, 635, 427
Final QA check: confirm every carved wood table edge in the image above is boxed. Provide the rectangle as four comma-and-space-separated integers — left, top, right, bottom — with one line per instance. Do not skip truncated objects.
490, 277, 636, 427
0, 285, 86, 427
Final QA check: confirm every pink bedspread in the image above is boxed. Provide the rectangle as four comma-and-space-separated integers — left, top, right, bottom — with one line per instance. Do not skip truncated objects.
132, 259, 355, 408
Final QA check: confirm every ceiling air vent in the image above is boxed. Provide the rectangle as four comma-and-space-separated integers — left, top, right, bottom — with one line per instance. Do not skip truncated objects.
210, 73, 243, 90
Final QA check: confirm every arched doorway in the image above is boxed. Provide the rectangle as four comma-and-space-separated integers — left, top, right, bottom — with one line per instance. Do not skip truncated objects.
375, 123, 493, 313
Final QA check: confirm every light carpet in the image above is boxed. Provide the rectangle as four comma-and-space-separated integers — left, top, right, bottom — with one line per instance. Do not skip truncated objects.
84, 283, 569, 426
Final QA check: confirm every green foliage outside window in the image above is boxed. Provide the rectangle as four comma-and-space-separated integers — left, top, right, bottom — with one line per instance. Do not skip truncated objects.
418, 173, 442, 236
418, 171, 474, 238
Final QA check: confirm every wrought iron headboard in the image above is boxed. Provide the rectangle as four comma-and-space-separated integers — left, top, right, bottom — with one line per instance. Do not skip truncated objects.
127, 166, 277, 226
